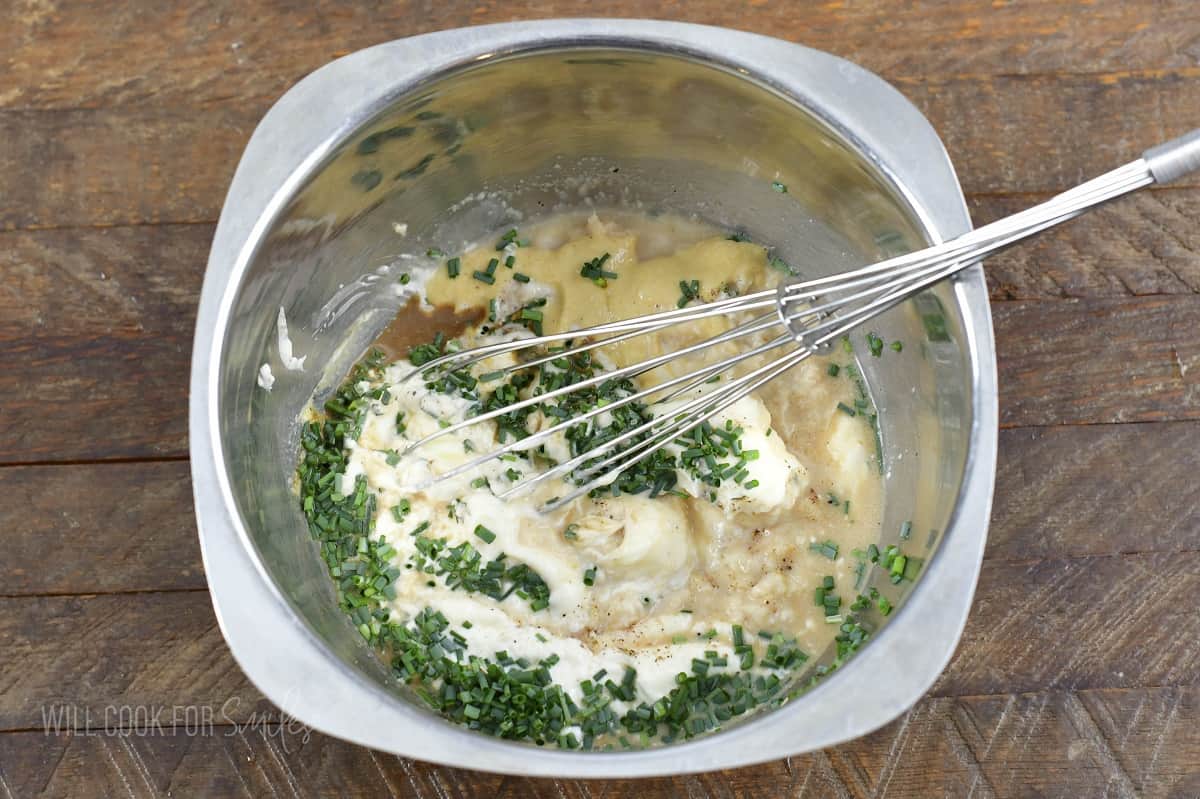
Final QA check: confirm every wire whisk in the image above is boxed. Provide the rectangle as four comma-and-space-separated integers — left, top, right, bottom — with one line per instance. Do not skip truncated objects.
400, 129, 1200, 511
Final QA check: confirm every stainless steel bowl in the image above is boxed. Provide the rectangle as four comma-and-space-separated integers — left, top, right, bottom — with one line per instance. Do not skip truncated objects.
190, 19, 997, 776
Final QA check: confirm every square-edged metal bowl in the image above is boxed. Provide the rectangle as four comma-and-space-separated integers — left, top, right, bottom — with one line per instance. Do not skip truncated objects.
189, 19, 997, 777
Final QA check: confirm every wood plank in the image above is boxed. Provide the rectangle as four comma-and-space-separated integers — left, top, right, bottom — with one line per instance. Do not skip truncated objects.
4, 552, 1197, 731
0, 224, 207, 338
994, 295, 1200, 428
990, 422, 1200, 562
0, 109, 245, 230
934, 551, 1200, 698
6, 291, 1200, 461
0, 462, 204, 596
4, 1, 1197, 112
3, 222, 1200, 465
7, 419, 1200, 596
0, 225, 201, 462
971, 189, 1200, 300
0, 331, 190, 462
900, 72, 1200, 195
2, 75, 1199, 231
1, 686, 1196, 798
0, 593, 267, 733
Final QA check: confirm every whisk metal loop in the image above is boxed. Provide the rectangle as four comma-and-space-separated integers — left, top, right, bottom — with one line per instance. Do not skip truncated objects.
397, 130, 1199, 510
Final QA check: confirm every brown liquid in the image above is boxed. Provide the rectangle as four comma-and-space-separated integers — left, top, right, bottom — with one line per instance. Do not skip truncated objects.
372, 298, 484, 359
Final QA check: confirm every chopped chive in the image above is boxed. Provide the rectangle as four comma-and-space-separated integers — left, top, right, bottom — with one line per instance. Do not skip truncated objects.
472, 270, 495, 285
677, 279, 701, 308
474, 525, 497, 544
505, 255, 516, 268
771, 180, 788, 193
583, 566, 597, 586
866, 332, 884, 357
827, 363, 840, 377
513, 272, 530, 283
810, 540, 839, 560
399, 273, 411, 285
837, 402, 857, 417
446, 257, 461, 278
891, 340, 903, 352
900, 520, 912, 540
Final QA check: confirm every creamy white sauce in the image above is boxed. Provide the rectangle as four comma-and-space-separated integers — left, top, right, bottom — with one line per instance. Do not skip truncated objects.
344, 349, 787, 696
328, 213, 885, 738
276, 306, 307, 371
257, 363, 275, 390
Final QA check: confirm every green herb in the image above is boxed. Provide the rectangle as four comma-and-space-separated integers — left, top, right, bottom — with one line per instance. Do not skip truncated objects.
399, 273, 411, 285
446, 257, 461, 279
768, 256, 792, 274
505, 255, 516, 268
827, 363, 840, 377
513, 272, 531, 283
810, 540, 839, 560
472, 270, 496, 285
866, 332, 884, 357
583, 566, 597, 586
771, 181, 788, 193
891, 340, 903, 352
563, 523, 580, 541
677, 279, 701, 308
426, 247, 445, 258
496, 228, 520, 250
580, 253, 617, 287
900, 520, 912, 540
411, 532, 550, 612
837, 402, 857, 417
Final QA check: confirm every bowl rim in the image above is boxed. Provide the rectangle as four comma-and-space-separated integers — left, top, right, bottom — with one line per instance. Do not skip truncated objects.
189, 18, 998, 777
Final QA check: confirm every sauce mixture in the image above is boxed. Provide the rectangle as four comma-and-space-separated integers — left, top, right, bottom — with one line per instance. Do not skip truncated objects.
296, 213, 911, 749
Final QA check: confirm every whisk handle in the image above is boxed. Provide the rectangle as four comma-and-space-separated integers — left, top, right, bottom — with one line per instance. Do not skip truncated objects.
1144, 128, 1200, 184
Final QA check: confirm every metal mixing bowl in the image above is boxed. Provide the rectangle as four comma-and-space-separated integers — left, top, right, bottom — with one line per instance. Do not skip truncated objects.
190, 19, 997, 776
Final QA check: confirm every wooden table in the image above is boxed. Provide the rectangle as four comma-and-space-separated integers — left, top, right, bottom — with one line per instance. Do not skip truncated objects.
4, 2, 1199, 796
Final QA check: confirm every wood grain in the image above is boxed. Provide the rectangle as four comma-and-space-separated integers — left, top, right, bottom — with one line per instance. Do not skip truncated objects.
5, 1, 1200, 794
0, 331, 190, 462
994, 295, 1200, 428
3, 221, 1200, 464
0, 224, 207, 339
4, 1, 1198, 112
1, 686, 1196, 798
1, 593, 267, 733
4, 550, 1196, 731
6, 419, 1199, 597
0, 109, 245, 230
971, 190, 1200, 300
989, 421, 1200, 562
3, 75, 1200, 231
6, 293, 1200, 459
0, 461, 203, 596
